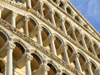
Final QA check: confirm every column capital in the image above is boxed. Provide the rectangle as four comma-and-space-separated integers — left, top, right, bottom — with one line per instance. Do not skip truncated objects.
79, 32, 85, 38
60, 18, 65, 23
62, 44, 68, 50
24, 17, 30, 22
24, 53, 33, 61
35, 26, 43, 31
12, 12, 18, 17
39, 1, 44, 6
55, 69, 62, 75
7, 41, 16, 49
73, 53, 80, 58
50, 9, 55, 15
71, 26, 75, 31
50, 35, 56, 41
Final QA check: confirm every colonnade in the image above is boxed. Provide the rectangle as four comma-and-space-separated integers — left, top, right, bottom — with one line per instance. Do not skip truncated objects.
0, 0, 100, 75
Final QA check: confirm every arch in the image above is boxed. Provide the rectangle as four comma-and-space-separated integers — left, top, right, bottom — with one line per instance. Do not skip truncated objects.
75, 16, 81, 22
59, 1, 64, 8
43, 2, 51, 16
41, 26, 51, 41
64, 19, 71, 31
13, 42, 25, 61
66, 7, 72, 16
31, 53, 42, 72
54, 11, 61, 25
28, 18, 37, 33
0, 31, 8, 49
78, 52, 86, 66
31, 0, 39, 8
54, 34, 63, 49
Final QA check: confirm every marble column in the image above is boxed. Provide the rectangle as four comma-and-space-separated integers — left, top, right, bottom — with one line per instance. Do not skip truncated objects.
75, 53, 82, 73
42, 65, 50, 75
24, 17, 30, 36
72, 27, 77, 41
0, 6, 3, 18
11, 12, 18, 28
37, 26, 43, 46
89, 41, 97, 56
50, 10, 56, 26
26, 53, 33, 75
39, 2, 44, 17
26, 0, 31, 8
87, 62, 93, 75
63, 45, 70, 64
6, 41, 16, 75
61, 19, 67, 35
50, 36, 57, 56
81, 33, 88, 50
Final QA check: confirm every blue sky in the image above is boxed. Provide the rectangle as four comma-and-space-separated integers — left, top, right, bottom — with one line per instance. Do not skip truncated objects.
69, 0, 100, 33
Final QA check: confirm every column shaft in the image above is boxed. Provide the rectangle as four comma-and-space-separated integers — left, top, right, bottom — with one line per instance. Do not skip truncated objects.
24, 17, 29, 36
11, 12, 17, 28
6, 48, 13, 75
40, 2, 44, 17
26, 0, 31, 8
63, 48, 70, 64
61, 20, 67, 34
75, 55, 82, 73
51, 37, 57, 56
51, 11, 56, 26
38, 29, 43, 46
82, 37, 88, 50
88, 65, 93, 75
26, 59, 31, 75
43, 70, 48, 75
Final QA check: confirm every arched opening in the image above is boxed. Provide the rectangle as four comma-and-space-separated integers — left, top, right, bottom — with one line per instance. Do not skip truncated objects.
54, 36, 62, 50
42, 27, 51, 51
59, 1, 64, 8
47, 63, 57, 75
13, 42, 25, 62
67, 45, 76, 68
78, 53, 86, 66
31, 0, 38, 8
54, 12, 60, 25
65, 20, 70, 31
62, 73, 67, 75
43, 3, 50, 17
28, 19, 37, 42
91, 62, 96, 74
75, 16, 80, 22
1, 8, 12, 24
0, 32, 7, 49
31, 53, 41, 72
0, 60, 5, 74
16, 15, 24, 33
66, 7, 72, 15
42, 28, 49, 41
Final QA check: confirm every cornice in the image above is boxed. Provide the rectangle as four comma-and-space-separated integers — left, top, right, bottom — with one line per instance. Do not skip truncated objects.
0, 0, 100, 70
0, 19, 83, 75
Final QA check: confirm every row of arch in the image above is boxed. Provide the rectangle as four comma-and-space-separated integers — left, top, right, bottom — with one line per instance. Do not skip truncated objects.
0, 29, 99, 75
1, 6, 100, 59
13, 0, 91, 30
